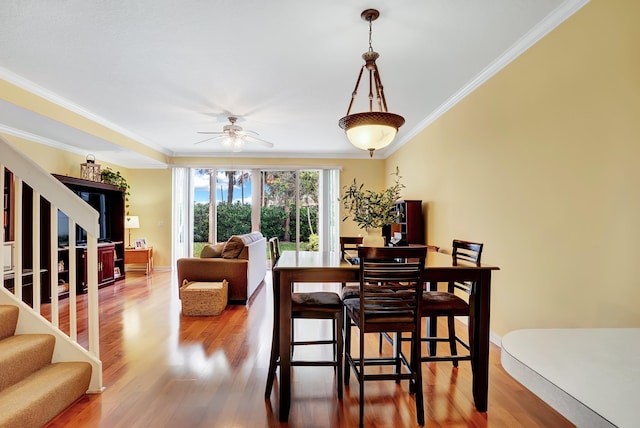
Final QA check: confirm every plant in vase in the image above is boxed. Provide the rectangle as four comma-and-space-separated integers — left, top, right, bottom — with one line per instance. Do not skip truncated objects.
341, 167, 404, 246
101, 167, 131, 216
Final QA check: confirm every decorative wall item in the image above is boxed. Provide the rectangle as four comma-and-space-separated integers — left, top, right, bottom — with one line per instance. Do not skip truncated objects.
80, 154, 101, 182
134, 238, 148, 249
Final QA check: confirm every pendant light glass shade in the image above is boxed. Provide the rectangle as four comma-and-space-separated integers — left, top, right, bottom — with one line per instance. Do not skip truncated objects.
339, 112, 405, 157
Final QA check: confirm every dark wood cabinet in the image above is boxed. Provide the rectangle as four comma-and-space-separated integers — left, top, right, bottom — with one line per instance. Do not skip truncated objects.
53, 174, 126, 287
2, 172, 125, 303
383, 200, 424, 245
97, 244, 115, 286
3, 169, 14, 274
57, 243, 115, 297
3, 169, 13, 242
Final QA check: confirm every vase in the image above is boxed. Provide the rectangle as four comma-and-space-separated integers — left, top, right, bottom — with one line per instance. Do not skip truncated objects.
363, 228, 385, 247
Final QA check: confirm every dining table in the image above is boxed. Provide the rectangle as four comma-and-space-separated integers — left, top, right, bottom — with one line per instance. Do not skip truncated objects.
271, 249, 499, 422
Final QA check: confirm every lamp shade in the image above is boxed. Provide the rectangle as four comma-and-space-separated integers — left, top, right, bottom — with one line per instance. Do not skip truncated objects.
125, 216, 139, 229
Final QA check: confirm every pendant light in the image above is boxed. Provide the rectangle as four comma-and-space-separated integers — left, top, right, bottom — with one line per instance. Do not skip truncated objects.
339, 9, 405, 157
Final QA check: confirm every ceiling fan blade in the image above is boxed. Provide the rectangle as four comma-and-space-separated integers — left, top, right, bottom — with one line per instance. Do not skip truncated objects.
194, 135, 227, 144
244, 135, 274, 148
197, 131, 226, 135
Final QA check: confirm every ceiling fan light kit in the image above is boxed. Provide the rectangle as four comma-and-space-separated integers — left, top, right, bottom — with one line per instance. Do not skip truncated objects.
339, 8, 405, 158
196, 116, 274, 152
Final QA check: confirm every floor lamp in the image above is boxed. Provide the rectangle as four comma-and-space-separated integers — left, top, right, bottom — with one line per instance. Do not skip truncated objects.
125, 216, 139, 249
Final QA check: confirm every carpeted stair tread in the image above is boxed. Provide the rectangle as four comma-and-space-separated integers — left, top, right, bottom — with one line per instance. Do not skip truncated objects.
0, 334, 55, 391
0, 361, 92, 428
0, 305, 19, 340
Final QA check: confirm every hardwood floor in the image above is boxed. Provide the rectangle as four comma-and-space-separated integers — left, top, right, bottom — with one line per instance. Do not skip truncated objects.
43, 270, 573, 427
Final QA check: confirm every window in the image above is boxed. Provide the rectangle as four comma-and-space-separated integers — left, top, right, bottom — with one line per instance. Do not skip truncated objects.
172, 167, 340, 260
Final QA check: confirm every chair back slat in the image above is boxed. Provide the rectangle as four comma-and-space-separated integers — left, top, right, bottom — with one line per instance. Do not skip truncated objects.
450, 239, 483, 295
358, 246, 426, 327
452, 239, 483, 265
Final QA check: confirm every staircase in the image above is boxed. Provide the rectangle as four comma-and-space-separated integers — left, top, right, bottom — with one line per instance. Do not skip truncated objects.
0, 307, 92, 427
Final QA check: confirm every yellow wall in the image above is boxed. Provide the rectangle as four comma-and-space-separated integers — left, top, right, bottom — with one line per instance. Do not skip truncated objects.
126, 169, 172, 268
2, 134, 88, 176
387, 0, 640, 335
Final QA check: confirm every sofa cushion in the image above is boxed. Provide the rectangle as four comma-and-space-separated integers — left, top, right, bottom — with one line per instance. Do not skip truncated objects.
222, 232, 264, 259
201, 243, 225, 258
222, 236, 246, 259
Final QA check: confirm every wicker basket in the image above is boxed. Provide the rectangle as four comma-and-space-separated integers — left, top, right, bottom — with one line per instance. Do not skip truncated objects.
180, 279, 228, 316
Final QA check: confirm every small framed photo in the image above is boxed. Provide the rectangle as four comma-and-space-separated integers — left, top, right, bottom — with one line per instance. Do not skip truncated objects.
134, 238, 148, 249
114, 266, 121, 277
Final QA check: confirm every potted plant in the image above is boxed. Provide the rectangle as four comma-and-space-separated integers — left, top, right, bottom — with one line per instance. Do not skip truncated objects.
341, 167, 404, 246
101, 167, 131, 215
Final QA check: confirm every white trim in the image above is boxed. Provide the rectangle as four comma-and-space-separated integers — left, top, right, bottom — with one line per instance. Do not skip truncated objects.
455, 315, 502, 347
0, 66, 170, 155
0, 124, 88, 156
168, 163, 344, 171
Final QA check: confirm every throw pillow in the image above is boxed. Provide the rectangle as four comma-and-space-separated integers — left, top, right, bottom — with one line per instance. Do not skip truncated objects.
222, 236, 245, 259
200, 243, 225, 258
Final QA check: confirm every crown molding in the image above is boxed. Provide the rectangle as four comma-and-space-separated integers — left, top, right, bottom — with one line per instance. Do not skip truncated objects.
0, 66, 170, 156
386, 0, 590, 158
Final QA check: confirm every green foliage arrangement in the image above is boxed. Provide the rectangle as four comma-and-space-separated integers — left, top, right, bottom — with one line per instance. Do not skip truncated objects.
101, 167, 131, 215
341, 167, 404, 230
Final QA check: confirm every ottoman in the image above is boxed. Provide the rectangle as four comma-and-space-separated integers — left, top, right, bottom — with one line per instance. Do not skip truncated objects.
180, 279, 228, 316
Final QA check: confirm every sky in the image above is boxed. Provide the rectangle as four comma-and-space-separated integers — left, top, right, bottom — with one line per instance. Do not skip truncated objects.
193, 169, 252, 204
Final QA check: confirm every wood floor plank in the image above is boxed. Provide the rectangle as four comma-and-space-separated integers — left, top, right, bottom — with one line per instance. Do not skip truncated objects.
41, 270, 573, 427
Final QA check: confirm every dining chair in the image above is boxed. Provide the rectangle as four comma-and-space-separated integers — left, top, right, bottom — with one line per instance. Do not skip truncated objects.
264, 237, 344, 400
419, 239, 483, 366
339, 236, 363, 299
269, 236, 281, 269
343, 245, 427, 428
340, 236, 363, 260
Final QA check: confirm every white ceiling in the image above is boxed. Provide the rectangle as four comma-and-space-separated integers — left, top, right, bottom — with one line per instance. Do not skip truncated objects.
0, 0, 587, 168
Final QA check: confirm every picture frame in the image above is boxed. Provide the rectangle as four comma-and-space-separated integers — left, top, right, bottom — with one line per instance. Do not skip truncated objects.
134, 238, 148, 250
114, 266, 121, 277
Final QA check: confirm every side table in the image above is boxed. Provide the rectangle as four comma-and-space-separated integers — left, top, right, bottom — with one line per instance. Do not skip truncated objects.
124, 247, 153, 275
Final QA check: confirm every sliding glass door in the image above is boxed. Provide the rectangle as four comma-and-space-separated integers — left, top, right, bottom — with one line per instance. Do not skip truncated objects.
260, 170, 319, 252
172, 167, 339, 261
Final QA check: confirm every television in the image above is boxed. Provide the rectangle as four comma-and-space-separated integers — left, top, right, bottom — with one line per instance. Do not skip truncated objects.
58, 191, 111, 246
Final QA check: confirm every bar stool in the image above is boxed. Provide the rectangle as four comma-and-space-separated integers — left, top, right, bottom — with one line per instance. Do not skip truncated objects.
264, 237, 344, 399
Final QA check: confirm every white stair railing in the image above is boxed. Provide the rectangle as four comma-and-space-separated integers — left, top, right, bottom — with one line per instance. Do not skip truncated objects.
0, 135, 102, 391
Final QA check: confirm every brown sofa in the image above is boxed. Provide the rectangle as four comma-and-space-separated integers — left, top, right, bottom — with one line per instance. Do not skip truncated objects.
176, 232, 267, 304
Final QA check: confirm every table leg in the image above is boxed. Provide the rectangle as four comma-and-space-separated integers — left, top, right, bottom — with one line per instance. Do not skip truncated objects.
470, 271, 492, 412
278, 270, 292, 421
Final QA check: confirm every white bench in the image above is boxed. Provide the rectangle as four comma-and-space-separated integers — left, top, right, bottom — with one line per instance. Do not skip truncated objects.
501, 328, 640, 428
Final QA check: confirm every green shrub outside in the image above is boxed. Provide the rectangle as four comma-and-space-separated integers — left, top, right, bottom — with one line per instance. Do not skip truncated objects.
192, 203, 318, 251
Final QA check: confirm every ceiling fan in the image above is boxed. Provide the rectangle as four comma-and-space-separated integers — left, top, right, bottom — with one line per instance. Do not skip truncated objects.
195, 116, 274, 152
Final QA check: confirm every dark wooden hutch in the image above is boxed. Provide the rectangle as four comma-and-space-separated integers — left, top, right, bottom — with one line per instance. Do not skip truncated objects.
2, 171, 125, 305
383, 199, 424, 245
